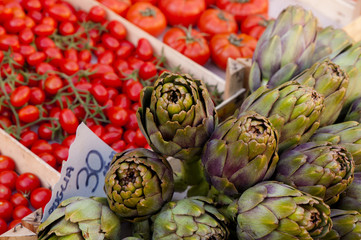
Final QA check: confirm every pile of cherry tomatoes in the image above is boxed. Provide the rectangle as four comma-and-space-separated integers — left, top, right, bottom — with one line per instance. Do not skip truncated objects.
0, 154, 51, 234
0, 0, 174, 172
99, 0, 269, 69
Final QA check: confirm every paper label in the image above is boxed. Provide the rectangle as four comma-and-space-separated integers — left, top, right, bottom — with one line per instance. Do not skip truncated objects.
42, 123, 116, 221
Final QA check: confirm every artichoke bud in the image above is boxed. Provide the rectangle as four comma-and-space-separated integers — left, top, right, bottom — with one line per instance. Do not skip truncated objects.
202, 111, 279, 196
235, 181, 332, 240
335, 172, 361, 213
152, 196, 229, 239
295, 59, 349, 126
345, 97, 361, 122
240, 81, 325, 152
37, 196, 122, 240
137, 72, 218, 162
323, 209, 361, 239
104, 148, 174, 222
275, 141, 354, 205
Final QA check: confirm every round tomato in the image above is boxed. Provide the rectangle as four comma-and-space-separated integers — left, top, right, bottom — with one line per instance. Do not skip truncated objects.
132, 0, 157, 4
59, 109, 79, 134
240, 14, 268, 39
44, 75, 63, 95
98, 0, 130, 17
19, 130, 38, 148
107, 106, 129, 127
0, 184, 11, 200
216, 0, 268, 22
30, 187, 51, 210
88, 5, 106, 23
48, 3, 72, 21
139, 61, 157, 81
0, 171, 18, 190
31, 139, 53, 155
107, 20, 126, 40
159, 0, 206, 27
18, 105, 40, 123
16, 173, 41, 194
163, 27, 210, 65
10, 193, 28, 208
0, 156, 15, 172
124, 81, 143, 102
0, 200, 12, 222
8, 219, 22, 230
198, 9, 237, 38
126, 2, 166, 37
210, 33, 257, 69
12, 205, 32, 220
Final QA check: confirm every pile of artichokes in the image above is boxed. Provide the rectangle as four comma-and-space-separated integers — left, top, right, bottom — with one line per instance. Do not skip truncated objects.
38, 5, 361, 240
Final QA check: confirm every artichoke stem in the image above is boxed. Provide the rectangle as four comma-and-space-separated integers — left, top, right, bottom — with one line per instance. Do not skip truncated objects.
181, 159, 205, 186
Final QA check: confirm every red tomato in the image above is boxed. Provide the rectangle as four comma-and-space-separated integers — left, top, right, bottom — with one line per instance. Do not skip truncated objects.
0, 171, 18, 190
62, 135, 76, 148
0, 35, 20, 52
0, 156, 15, 172
101, 34, 120, 51
52, 145, 69, 164
198, 9, 237, 38
19, 130, 38, 148
111, 139, 127, 152
38, 122, 53, 140
16, 173, 41, 194
210, 33, 257, 69
114, 94, 131, 109
240, 14, 268, 40
35, 36, 56, 50
29, 87, 45, 105
101, 72, 123, 88
115, 40, 134, 59
126, 111, 139, 130
101, 131, 123, 145
38, 152, 56, 168
98, 0, 130, 16
0, 200, 12, 222
98, 50, 115, 65
88, 5, 107, 23
61, 60, 79, 76
48, 3, 72, 21
216, 0, 268, 22
44, 47, 63, 66
8, 219, 22, 230
106, 20, 126, 40
18, 105, 40, 123
107, 106, 129, 127
26, 51, 46, 66
139, 61, 157, 81
19, 28, 34, 44
159, 0, 206, 26
134, 128, 148, 147
4, 18, 25, 34
43, 75, 63, 95
91, 83, 109, 105
125, 81, 143, 102
59, 109, 79, 134
123, 129, 136, 144
33, 24, 55, 37
30, 139, 53, 155
10, 86, 30, 108
59, 21, 75, 36
136, 38, 153, 61
12, 205, 32, 220
132, 0, 157, 4
10, 193, 28, 208
0, 184, 11, 200
30, 187, 51, 210
163, 27, 210, 65
126, 2, 166, 37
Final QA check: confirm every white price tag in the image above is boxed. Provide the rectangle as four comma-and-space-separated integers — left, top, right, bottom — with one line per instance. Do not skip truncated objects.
42, 123, 116, 221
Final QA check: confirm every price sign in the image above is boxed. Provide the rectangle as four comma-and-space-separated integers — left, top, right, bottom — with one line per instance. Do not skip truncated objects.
42, 123, 116, 221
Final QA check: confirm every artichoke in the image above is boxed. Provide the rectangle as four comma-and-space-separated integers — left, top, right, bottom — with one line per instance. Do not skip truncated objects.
233, 181, 332, 239
37, 196, 121, 240
239, 81, 325, 152
104, 148, 174, 222
323, 209, 361, 240
344, 97, 361, 122
311, 26, 353, 63
332, 41, 361, 110
248, 5, 318, 92
274, 141, 354, 205
335, 172, 361, 213
295, 59, 349, 126
136, 71, 217, 163
152, 196, 229, 239
310, 121, 361, 171
202, 111, 279, 196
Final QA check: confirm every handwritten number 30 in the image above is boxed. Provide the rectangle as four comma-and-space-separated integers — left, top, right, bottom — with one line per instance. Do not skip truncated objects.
76, 150, 104, 193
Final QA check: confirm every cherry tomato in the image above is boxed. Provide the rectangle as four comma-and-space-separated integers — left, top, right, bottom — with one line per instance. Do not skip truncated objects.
0, 184, 11, 200
216, 0, 268, 22
48, 3, 72, 21
210, 33, 257, 69
16, 173, 41, 194
0, 156, 15, 172
163, 27, 210, 65
29, 87, 45, 105
91, 83, 109, 105
62, 135, 76, 148
8, 219, 22, 230
19, 130, 38, 148
10, 193, 28, 208
38, 122, 53, 140
135, 38, 153, 61
4, 18, 25, 34
12, 205, 32, 220
44, 47, 63, 66
26, 51, 46, 66
132, 0, 157, 4
114, 94, 131, 109
159, 0, 206, 26
52, 145, 69, 164
111, 139, 127, 152
31, 139, 53, 155
19, 45, 36, 58
126, 2, 166, 37
44, 75, 63, 95
35, 36, 56, 50
101, 72, 123, 88
107, 106, 129, 127
107, 20, 126, 40
0, 200, 12, 222
61, 60, 79, 76
139, 61, 157, 81
59, 109, 79, 134
0, 117, 11, 129
33, 24, 55, 37
90, 64, 114, 79
134, 128, 148, 147
100, 131, 123, 145
125, 81, 143, 102
78, 49, 91, 63
59, 21, 75, 36
30, 187, 51, 210
123, 129, 136, 144
19, 28, 34, 44
101, 34, 120, 51
0, 35, 20, 52
198, 9, 237, 38
10, 86, 30, 108
126, 111, 139, 130
38, 152, 56, 168
0, 171, 18, 190
88, 5, 107, 23
98, 50, 115, 65
98, 0, 130, 16
18, 105, 39, 123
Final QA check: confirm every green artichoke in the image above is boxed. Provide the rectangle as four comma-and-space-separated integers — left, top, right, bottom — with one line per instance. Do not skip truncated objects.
274, 141, 354, 205
136, 72, 217, 163
248, 5, 318, 92
152, 196, 229, 239
323, 209, 361, 240
295, 59, 349, 126
104, 148, 174, 222
332, 41, 361, 111
310, 121, 361, 171
311, 26, 353, 63
37, 196, 121, 240
344, 97, 361, 122
239, 81, 325, 152
233, 181, 332, 239
334, 172, 361, 213
202, 111, 279, 196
